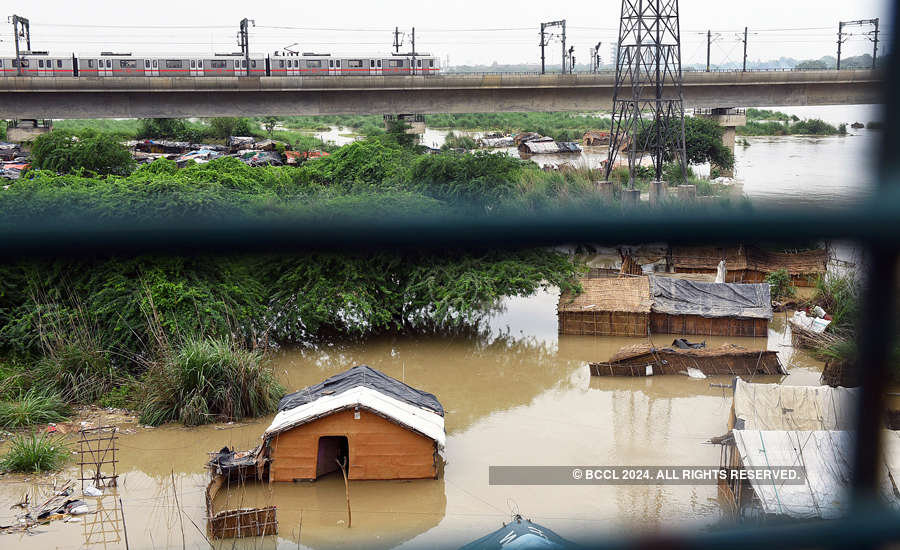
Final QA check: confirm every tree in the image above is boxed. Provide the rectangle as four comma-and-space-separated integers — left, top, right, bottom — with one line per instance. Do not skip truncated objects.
30, 130, 134, 176
796, 59, 828, 70
209, 117, 254, 139
683, 116, 734, 170
262, 117, 279, 138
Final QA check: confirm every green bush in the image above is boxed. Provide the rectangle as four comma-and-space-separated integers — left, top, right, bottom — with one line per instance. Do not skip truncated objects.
765, 268, 797, 301
30, 130, 135, 176
0, 389, 71, 428
0, 431, 72, 473
814, 272, 859, 332
139, 338, 283, 426
209, 117, 254, 139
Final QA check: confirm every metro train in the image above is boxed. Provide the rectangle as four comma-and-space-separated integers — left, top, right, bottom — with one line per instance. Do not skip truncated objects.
0, 52, 440, 77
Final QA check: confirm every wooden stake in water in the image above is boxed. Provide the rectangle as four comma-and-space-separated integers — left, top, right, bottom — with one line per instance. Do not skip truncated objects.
336, 457, 351, 528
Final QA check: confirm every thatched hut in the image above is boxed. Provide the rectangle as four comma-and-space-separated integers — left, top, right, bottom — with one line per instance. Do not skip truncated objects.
589, 343, 784, 377
262, 366, 445, 482
672, 245, 828, 287
648, 276, 772, 337
582, 130, 610, 146
557, 276, 652, 337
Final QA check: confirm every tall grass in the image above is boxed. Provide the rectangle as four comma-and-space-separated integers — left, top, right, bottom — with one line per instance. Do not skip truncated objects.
0, 431, 71, 473
813, 271, 859, 332
139, 338, 283, 427
0, 389, 71, 428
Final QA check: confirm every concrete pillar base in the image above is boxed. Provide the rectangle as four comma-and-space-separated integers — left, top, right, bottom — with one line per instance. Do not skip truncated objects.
622, 188, 640, 207
593, 180, 615, 201
676, 185, 697, 201
649, 180, 667, 206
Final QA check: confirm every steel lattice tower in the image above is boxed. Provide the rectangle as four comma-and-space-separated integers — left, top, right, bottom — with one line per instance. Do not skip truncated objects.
604, 0, 688, 188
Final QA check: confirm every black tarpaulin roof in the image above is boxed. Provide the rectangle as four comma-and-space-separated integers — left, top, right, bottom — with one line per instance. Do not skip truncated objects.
278, 365, 444, 416
649, 276, 773, 320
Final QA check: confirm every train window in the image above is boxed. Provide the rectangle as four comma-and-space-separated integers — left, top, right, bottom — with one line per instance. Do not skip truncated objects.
153, 59, 158, 68
337, 60, 341, 68
306, 60, 321, 68
57, 60, 63, 68
417, 59, 422, 67
329, 60, 334, 68
87, 60, 93, 68
429, 60, 435, 67
119, 60, 137, 69
211, 60, 226, 68
0, 60, 3, 67
370, 60, 375, 67
198, 60, 202, 68
106, 60, 111, 68
279, 60, 284, 68
251, 60, 256, 68
39, 60, 45, 68
377, 60, 382, 67
389, 60, 402, 68
191, 60, 196, 68
166, 60, 182, 68
145, 60, 150, 68
349, 59, 362, 68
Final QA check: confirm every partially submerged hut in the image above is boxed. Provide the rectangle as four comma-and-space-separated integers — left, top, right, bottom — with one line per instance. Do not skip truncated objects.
263, 366, 445, 482
648, 276, 772, 337
714, 380, 875, 520
721, 429, 900, 520
589, 343, 785, 377
672, 245, 828, 287
727, 378, 858, 431
582, 130, 610, 146
557, 277, 652, 337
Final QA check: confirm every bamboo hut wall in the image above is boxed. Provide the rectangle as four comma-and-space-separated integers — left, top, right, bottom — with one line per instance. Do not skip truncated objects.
589, 346, 782, 376
649, 313, 768, 337
268, 408, 438, 482
557, 310, 649, 337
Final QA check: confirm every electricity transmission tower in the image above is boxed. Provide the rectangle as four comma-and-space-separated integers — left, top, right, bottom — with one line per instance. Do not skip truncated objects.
9, 15, 31, 76
604, 0, 688, 189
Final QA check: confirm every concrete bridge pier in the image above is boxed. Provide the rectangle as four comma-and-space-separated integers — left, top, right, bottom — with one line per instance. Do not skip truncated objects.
648, 181, 667, 206
695, 108, 746, 178
622, 188, 640, 207
384, 114, 426, 135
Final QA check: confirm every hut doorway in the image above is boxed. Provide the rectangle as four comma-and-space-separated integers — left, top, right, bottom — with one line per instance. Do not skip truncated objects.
316, 436, 349, 479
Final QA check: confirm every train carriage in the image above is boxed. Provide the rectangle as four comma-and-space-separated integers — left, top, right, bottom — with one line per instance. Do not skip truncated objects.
4, 51, 437, 77
1, 55, 74, 76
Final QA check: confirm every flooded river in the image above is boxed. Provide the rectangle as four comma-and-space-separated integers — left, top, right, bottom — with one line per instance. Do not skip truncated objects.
319, 105, 883, 209
0, 287, 832, 549
0, 105, 887, 548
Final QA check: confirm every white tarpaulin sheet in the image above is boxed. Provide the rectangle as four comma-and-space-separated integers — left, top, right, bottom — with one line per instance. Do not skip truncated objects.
733, 379, 859, 431
791, 310, 832, 334
732, 430, 899, 519
265, 386, 446, 448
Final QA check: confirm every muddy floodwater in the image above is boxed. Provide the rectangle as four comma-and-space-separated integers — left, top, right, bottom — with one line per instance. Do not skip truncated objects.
0, 287, 844, 550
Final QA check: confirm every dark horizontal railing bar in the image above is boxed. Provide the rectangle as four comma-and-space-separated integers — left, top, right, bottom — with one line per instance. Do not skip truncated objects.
1, 201, 899, 261
563, 506, 900, 550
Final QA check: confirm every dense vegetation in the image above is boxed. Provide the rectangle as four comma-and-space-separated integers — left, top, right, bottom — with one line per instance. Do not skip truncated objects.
739, 109, 846, 136
0, 431, 71, 473
30, 131, 135, 176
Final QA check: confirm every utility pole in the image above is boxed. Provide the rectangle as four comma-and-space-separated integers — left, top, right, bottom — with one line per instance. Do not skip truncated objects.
706, 30, 711, 72
539, 20, 566, 74
393, 27, 403, 54
561, 20, 567, 73
872, 18, 880, 69
592, 41, 603, 73
837, 19, 879, 70
567, 46, 575, 73
9, 15, 31, 76
742, 27, 748, 72
238, 18, 254, 76
411, 27, 416, 74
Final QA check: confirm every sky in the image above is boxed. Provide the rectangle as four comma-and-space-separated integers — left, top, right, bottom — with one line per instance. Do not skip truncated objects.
2, 0, 894, 67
